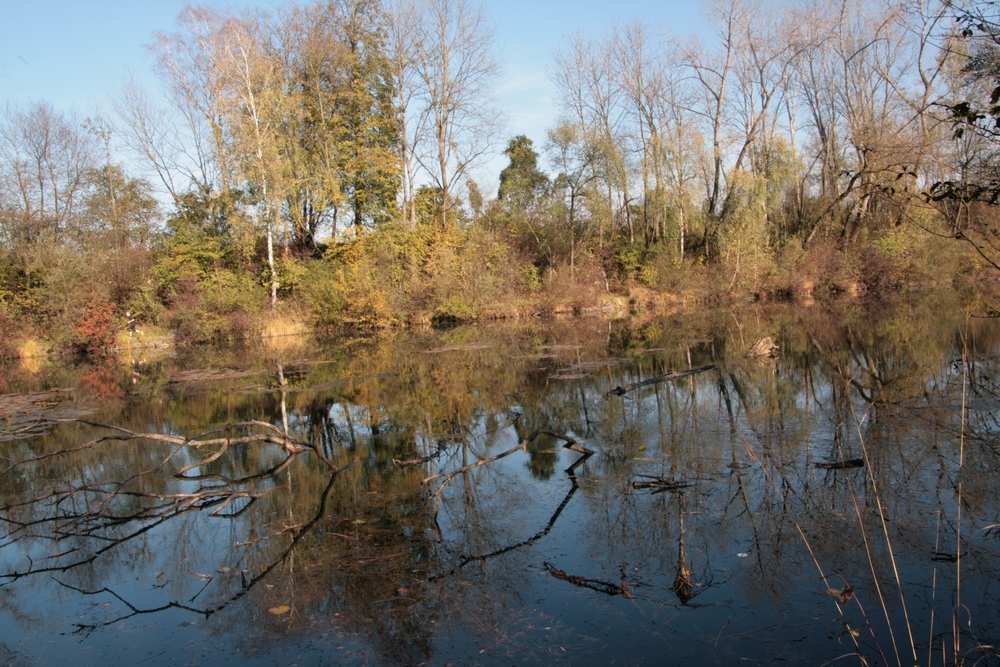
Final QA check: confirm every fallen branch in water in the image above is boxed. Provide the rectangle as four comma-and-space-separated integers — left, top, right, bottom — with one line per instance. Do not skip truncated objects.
632, 475, 696, 494
607, 365, 715, 396
423, 430, 594, 496
544, 561, 634, 599
815, 458, 865, 470
10, 418, 348, 474
422, 430, 538, 492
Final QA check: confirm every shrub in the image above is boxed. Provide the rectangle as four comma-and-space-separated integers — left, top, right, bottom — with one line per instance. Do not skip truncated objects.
166, 269, 264, 342
72, 301, 117, 356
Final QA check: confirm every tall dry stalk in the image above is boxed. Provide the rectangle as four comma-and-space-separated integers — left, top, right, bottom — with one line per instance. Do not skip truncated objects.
954, 313, 969, 661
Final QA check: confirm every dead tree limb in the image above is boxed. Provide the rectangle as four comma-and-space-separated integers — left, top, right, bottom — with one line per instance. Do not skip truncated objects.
423, 430, 538, 491
632, 475, 696, 494
544, 561, 634, 599
607, 365, 715, 397
423, 429, 594, 496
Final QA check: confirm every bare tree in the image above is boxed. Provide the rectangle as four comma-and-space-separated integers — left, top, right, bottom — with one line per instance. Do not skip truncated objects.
551, 32, 629, 245
414, 0, 503, 228
683, 0, 742, 220
0, 102, 95, 249
386, 0, 425, 228
149, 7, 235, 200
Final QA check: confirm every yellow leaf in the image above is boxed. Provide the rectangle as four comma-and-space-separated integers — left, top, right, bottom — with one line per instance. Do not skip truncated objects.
269, 605, 291, 615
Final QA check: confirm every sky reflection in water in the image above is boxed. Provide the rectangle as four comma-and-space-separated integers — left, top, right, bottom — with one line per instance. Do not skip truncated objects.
1, 297, 999, 666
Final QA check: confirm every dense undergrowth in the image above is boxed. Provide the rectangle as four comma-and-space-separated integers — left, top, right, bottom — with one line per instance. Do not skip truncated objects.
0, 196, 981, 360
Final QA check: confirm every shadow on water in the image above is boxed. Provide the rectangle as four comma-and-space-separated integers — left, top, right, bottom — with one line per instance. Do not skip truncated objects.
2, 293, 1000, 665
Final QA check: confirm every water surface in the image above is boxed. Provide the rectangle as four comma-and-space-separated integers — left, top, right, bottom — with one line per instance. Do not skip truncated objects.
2, 295, 999, 666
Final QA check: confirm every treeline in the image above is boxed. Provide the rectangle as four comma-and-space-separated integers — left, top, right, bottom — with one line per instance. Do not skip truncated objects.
1, 0, 999, 353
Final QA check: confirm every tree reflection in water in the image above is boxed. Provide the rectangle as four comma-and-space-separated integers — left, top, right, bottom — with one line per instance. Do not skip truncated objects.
1, 297, 1000, 665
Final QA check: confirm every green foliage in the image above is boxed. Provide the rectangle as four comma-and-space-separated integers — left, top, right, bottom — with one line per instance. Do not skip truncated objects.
274, 255, 308, 296
520, 263, 542, 293
434, 294, 476, 322
153, 210, 230, 301
498, 135, 550, 208
0, 254, 45, 323
167, 268, 264, 343
81, 165, 160, 250
718, 170, 778, 291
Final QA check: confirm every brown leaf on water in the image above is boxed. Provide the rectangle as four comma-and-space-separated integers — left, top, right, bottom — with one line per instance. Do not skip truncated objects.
827, 584, 855, 603
268, 605, 291, 615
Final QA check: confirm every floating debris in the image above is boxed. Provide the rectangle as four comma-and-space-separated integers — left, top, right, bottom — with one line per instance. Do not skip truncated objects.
169, 368, 262, 385
555, 359, 626, 376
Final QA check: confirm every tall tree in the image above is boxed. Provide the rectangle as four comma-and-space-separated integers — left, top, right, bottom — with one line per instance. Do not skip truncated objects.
546, 120, 596, 275
329, 0, 400, 231
385, 0, 424, 228
415, 0, 503, 228
0, 102, 95, 249
214, 11, 288, 309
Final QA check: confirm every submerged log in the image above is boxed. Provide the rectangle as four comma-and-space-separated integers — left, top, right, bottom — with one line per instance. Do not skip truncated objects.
815, 458, 865, 470
607, 364, 715, 396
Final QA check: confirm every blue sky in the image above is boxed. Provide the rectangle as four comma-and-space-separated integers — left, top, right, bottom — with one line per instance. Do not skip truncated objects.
0, 0, 704, 186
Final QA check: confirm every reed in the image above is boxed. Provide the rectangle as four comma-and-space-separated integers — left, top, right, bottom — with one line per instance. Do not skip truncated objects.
725, 312, 997, 667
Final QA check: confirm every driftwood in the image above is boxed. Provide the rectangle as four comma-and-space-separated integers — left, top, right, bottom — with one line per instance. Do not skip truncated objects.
429, 434, 593, 581
0, 419, 356, 589
815, 458, 865, 470
607, 365, 715, 396
393, 442, 447, 468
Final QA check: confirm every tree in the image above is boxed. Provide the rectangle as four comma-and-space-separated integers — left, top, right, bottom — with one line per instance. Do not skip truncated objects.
214, 11, 287, 309
0, 102, 95, 250
415, 0, 503, 229
385, 0, 423, 228
925, 1, 1000, 268
497, 135, 549, 208
546, 121, 596, 275
325, 0, 400, 231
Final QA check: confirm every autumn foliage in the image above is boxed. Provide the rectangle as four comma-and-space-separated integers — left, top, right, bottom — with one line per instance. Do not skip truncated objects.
73, 301, 118, 357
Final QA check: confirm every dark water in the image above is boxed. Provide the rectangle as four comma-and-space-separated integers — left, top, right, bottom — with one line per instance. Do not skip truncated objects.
2, 295, 1000, 666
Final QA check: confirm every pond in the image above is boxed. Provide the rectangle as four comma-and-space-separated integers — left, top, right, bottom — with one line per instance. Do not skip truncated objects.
2, 294, 999, 666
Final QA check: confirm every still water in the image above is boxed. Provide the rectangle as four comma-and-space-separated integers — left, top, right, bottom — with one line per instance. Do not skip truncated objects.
2, 295, 999, 666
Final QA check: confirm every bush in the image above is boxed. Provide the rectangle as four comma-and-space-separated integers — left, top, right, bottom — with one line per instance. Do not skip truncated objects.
303, 224, 534, 329
166, 269, 264, 342
72, 301, 117, 356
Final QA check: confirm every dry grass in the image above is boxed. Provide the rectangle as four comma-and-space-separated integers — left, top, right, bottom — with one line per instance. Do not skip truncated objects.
17, 339, 46, 374
261, 314, 311, 354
